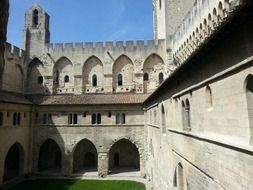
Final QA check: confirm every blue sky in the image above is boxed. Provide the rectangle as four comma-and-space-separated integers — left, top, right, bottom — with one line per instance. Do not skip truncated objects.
7, 0, 154, 48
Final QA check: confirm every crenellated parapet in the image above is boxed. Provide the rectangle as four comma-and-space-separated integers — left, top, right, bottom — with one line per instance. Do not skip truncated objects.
172, 0, 242, 65
46, 39, 166, 55
5, 42, 26, 62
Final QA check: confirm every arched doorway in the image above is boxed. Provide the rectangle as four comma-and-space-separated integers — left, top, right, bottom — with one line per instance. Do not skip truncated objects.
72, 139, 98, 173
109, 139, 140, 174
3, 143, 24, 182
38, 139, 62, 173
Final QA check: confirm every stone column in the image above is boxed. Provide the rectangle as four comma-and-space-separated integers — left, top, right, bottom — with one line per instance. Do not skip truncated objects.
97, 152, 109, 177
62, 150, 72, 176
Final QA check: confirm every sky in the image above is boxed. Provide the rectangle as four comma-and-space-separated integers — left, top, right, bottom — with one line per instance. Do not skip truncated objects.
7, 0, 154, 48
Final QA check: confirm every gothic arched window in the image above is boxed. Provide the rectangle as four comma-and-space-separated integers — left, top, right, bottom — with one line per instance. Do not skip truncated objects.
33, 9, 39, 27
92, 74, 97, 87
118, 74, 123, 86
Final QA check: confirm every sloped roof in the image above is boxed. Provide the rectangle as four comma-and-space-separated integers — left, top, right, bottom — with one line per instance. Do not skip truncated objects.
0, 91, 32, 105
27, 93, 150, 106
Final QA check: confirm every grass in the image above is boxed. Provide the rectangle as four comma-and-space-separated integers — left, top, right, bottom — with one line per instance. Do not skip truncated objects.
9, 179, 146, 190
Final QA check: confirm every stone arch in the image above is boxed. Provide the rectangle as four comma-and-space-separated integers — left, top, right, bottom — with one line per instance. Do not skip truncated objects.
143, 54, 165, 93
3, 142, 25, 183
38, 139, 62, 173
53, 57, 74, 94
245, 74, 253, 145
83, 56, 104, 93
108, 138, 140, 174
72, 139, 98, 173
112, 55, 134, 92
27, 57, 45, 93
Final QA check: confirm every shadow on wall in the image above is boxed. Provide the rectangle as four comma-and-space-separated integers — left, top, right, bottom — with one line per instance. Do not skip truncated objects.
0, 0, 9, 90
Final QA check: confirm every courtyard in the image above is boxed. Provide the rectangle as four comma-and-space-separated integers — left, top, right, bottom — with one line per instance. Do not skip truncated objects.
9, 179, 146, 190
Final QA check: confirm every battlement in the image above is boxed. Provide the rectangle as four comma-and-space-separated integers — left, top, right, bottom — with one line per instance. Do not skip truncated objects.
172, 0, 242, 65
46, 39, 166, 54
5, 42, 26, 60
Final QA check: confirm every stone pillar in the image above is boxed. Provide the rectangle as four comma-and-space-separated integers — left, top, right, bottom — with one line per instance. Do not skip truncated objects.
98, 152, 109, 177
62, 151, 72, 176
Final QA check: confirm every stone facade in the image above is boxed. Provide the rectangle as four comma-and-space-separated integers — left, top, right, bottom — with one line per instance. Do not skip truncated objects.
1, 0, 253, 190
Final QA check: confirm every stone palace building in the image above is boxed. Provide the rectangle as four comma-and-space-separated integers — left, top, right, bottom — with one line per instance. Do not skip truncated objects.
0, 0, 253, 189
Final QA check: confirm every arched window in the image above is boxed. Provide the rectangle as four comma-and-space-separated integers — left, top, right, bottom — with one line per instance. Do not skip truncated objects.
206, 86, 213, 108
33, 9, 39, 27
0, 112, 3, 126
97, 114, 101, 124
92, 114, 96, 124
144, 73, 149, 81
181, 101, 185, 128
185, 99, 191, 129
159, 72, 164, 85
246, 75, 253, 145
64, 75, 69, 83
38, 76, 43, 84
17, 113, 21, 125
161, 105, 166, 133
159, 0, 162, 10
13, 113, 17, 126
118, 74, 123, 86
92, 74, 97, 87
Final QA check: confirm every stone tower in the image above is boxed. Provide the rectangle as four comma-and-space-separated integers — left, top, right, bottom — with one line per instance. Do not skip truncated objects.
23, 4, 50, 58
153, 0, 195, 41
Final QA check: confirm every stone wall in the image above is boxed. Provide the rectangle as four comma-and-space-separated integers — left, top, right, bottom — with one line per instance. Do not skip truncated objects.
144, 2, 253, 189
0, 102, 32, 187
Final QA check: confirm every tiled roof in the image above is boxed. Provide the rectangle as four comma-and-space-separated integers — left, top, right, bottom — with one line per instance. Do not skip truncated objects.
27, 94, 150, 105
0, 91, 32, 105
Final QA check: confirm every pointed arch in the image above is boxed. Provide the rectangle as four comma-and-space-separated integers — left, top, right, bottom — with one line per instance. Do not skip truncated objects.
173, 163, 186, 190
245, 74, 253, 145
109, 138, 140, 174
83, 56, 103, 92
112, 55, 134, 92
72, 139, 98, 173
4, 143, 25, 182
143, 54, 165, 93
53, 57, 73, 94
38, 139, 62, 173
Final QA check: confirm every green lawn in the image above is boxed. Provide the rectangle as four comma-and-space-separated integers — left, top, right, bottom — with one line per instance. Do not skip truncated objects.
9, 179, 146, 190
